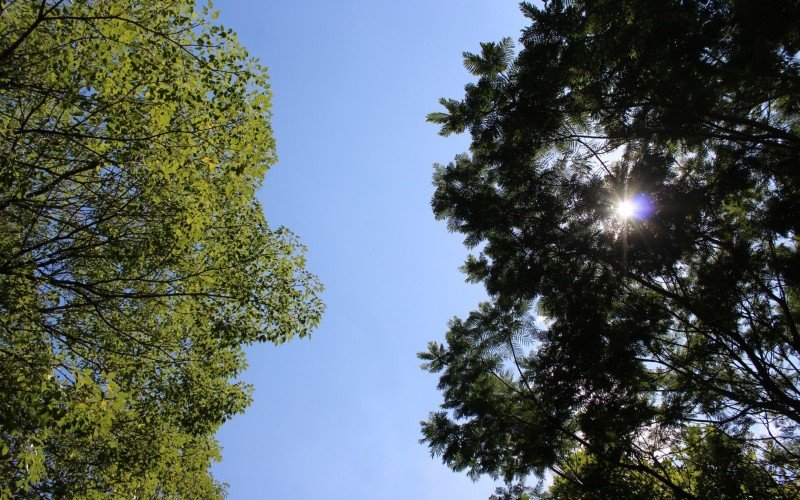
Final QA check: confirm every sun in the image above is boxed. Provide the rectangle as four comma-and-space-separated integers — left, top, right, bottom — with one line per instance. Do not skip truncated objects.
616, 199, 635, 219
614, 194, 654, 221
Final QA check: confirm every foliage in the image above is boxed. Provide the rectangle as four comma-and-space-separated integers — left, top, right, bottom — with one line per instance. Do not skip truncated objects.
543, 427, 781, 499
421, 0, 800, 497
0, 0, 323, 496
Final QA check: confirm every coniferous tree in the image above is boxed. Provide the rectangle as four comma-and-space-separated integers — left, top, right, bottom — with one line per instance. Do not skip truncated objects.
0, 1, 323, 496
421, 1, 800, 497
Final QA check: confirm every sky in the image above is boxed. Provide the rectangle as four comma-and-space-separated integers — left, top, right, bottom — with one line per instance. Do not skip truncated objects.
212, 2, 528, 498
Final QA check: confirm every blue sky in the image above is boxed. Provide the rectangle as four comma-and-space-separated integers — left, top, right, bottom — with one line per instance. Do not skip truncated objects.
213, 2, 527, 498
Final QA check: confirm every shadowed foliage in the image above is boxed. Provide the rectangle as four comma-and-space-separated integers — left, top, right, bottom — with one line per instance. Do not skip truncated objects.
421, 0, 800, 497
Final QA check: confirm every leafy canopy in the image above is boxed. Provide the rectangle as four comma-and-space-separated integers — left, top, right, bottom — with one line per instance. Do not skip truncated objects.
0, 0, 323, 497
421, 0, 800, 497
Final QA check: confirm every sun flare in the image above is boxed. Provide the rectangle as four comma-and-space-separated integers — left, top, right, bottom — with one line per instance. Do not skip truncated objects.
616, 199, 635, 219
614, 194, 654, 221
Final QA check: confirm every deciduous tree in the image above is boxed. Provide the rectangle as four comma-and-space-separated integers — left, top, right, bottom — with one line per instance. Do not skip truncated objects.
0, 1, 323, 496
421, 0, 800, 497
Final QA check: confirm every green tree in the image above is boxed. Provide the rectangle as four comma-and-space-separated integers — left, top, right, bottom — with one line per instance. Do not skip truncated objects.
0, 0, 323, 496
421, 0, 800, 497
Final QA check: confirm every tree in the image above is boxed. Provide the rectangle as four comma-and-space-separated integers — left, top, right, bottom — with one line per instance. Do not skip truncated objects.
420, 0, 800, 497
0, 1, 323, 496
543, 426, 781, 499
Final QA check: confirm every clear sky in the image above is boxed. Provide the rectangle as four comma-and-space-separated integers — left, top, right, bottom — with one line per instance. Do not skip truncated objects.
212, 2, 528, 498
